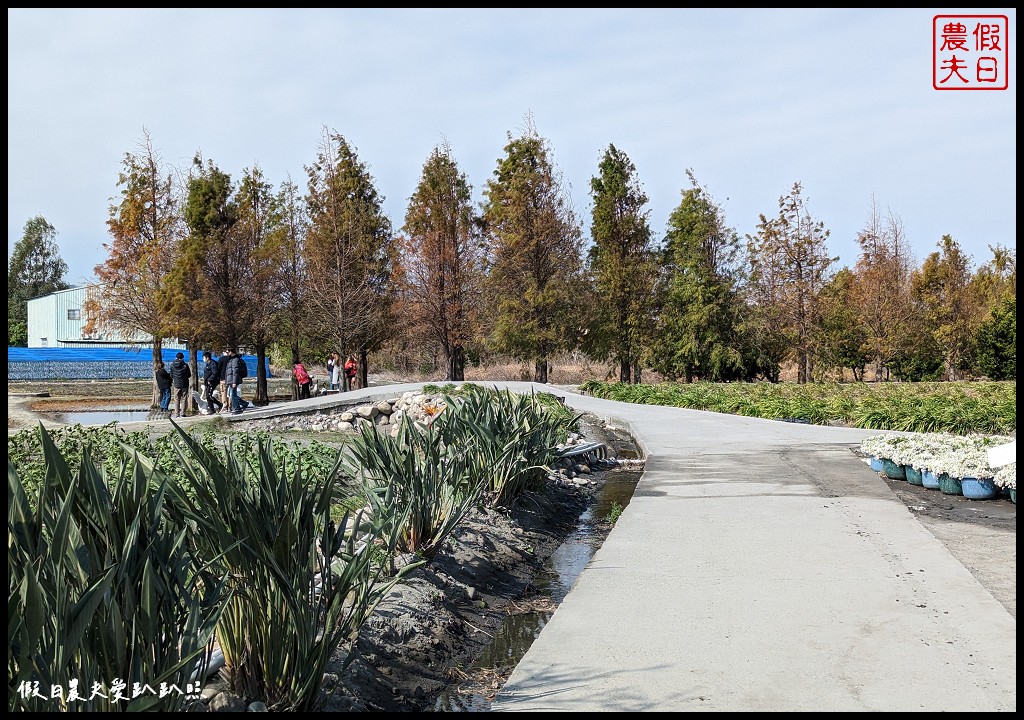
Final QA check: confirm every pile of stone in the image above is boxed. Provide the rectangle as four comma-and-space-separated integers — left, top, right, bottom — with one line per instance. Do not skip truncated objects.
547, 431, 619, 487
249, 391, 446, 438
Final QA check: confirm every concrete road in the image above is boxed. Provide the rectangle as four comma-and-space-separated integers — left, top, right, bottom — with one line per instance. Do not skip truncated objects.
488, 383, 1016, 712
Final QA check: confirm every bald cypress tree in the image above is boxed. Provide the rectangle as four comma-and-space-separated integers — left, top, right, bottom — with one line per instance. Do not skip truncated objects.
236, 165, 284, 406
585, 144, 656, 383
401, 141, 483, 381
910, 234, 979, 380
305, 128, 394, 387
179, 156, 241, 348
92, 130, 182, 410
747, 182, 835, 383
482, 119, 583, 383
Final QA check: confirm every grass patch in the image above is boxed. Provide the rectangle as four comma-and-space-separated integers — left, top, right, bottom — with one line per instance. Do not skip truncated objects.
580, 380, 1016, 435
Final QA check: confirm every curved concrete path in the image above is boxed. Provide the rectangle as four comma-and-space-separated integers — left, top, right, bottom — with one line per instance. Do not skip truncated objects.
483, 383, 1015, 712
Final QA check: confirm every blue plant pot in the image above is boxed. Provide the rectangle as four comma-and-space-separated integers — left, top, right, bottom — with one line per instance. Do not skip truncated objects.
881, 459, 906, 480
904, 466, 923, 486
1011, 488, 1016, 504
960, 476, 998, 500
922, 470, 941, 489
938, 473, 962, 496
869, 457, 885, 472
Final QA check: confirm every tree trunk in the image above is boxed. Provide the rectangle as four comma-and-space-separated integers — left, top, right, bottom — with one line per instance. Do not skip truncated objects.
253, 345, 269, 406
359, 348, 369, 390
449, 345, 465, 381
151, 338, 163, 409
189, 345, 200, 413
290, 342, 300, 400
534, 357, 548, 384
632, 363, 642, 384
619, 358, 630, 383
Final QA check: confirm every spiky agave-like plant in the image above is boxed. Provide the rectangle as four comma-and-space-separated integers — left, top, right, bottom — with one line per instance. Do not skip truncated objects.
8, 424, 225, 712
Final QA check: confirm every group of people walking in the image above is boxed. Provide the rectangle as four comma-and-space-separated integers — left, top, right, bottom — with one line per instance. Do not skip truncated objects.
156, 347, 361, 419
205, 348, 248, 415
294, 352, 358, 399
155, 352, 193, 418
153, 348, 248, 418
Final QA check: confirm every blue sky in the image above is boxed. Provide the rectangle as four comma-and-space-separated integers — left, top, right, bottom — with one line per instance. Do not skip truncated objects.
8, 8, 1017, 285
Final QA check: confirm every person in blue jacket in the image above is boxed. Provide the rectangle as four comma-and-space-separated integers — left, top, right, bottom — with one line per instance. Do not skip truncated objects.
155, 360, 172, 413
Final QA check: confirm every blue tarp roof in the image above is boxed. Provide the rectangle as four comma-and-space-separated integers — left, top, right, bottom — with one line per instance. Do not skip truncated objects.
8, 347, 272, 380
10, 347, 185, 362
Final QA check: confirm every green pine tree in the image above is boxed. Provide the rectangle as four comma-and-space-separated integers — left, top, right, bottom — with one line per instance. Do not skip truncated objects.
481, 119, 583, 383
585, 144, 657, 383
651, 171, 747, 382
304, 128, 394, 387
8, 215, 69, 345
401, 141, 483, 381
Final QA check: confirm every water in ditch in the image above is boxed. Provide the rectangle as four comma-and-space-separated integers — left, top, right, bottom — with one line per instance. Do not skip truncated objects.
433, 425, 642, 711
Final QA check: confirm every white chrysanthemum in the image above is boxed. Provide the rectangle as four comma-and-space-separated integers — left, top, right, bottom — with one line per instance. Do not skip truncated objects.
993, 463, 1016, 490
860, 431, 1004, 479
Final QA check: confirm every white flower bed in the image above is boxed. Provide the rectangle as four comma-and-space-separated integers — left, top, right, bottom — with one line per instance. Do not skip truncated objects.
994, 463, 1016, 490
860, 432, 1014, 480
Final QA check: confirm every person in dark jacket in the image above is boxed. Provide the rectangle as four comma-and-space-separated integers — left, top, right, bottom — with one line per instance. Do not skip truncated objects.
224, 349, 248, 414
202, 350, 223, 414
169, 352, 192, 418
155, 360, 172, 412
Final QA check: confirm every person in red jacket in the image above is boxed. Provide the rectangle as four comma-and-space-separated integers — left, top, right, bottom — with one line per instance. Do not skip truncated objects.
294, 360, 311, 399
343, 355, 358, 391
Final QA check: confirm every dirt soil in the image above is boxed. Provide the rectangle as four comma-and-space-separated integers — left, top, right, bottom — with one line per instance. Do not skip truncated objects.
6, 383, 1015, 711
318, 480, 596, 712
878, 470, 1015, 619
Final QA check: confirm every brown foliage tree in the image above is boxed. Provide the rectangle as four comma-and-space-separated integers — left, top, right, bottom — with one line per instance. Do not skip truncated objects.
91, 129, 182, 406
399, 141, 483, 381
849, 197, 916, 380
747, 182, 836, 383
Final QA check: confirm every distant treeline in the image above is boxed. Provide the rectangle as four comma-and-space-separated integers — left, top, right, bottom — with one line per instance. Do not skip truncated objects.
9, 123, 1015, 386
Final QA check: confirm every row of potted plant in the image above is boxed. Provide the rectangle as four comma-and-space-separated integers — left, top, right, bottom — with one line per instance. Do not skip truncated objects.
860, 432, 1016, 502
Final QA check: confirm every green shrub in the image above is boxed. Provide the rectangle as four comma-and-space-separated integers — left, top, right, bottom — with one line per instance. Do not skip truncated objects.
342, 418, 485, 560
439, 385, 580, 506
8, 425, 226, 712
162, 429, 416, 711
580, 381, 1015, 434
